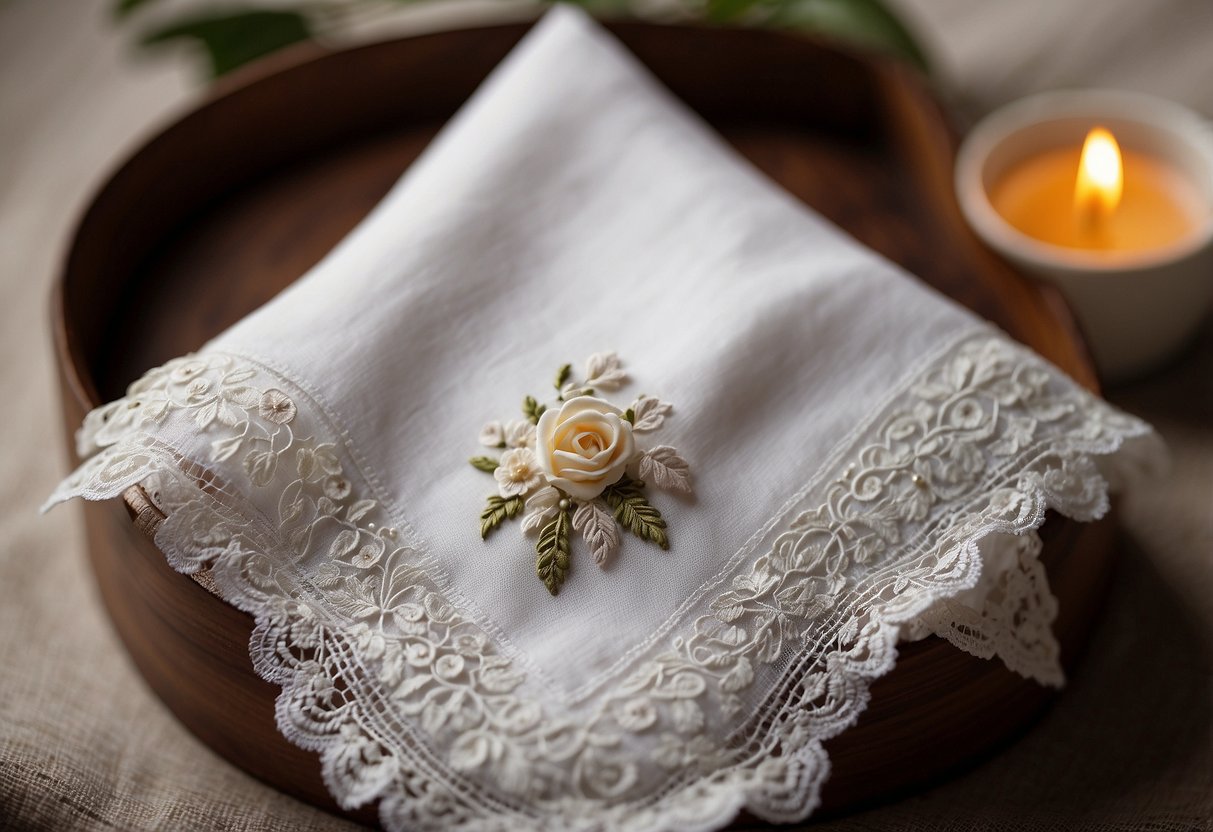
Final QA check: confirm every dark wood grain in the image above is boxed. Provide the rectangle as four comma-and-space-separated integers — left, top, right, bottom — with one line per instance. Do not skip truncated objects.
54, 20, 1107, 828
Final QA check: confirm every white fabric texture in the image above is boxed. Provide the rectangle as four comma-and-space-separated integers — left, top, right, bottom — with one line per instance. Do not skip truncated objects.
46, 7, 1162, 832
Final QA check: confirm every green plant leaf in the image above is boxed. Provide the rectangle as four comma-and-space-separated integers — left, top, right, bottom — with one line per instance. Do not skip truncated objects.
114, 0, 162, 19
603, 477, 669, 550
706, 0, 765, 23
535, 507, 572, 595
480, 494, 523, 538
469, 456, 500, 473
554, 363, 573, 390
523, 395, 546, 425
767, 0, 929, 72
141, 9, 314, 78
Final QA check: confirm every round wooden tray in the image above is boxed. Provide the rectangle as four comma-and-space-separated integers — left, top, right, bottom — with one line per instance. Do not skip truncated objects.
54, 19, 1111, 828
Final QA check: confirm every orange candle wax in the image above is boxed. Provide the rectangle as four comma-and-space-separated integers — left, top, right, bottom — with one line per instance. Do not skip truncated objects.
989, 127, 1205, 252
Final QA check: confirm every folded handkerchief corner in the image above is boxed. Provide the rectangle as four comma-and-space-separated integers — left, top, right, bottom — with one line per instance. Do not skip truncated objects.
48, 8, 1163, 832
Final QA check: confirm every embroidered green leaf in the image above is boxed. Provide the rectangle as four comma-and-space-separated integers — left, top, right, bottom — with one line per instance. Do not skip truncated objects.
523, 395, 546, 425
469, 456, 500, 473
554, 363, 573, 391
624, 408, 635, 424
535, 507, 571, 595
603, 477, 669, 550
480, 495, 524, 539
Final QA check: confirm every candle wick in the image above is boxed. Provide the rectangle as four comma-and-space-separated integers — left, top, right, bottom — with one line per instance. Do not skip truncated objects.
1075, 195, 1105, 239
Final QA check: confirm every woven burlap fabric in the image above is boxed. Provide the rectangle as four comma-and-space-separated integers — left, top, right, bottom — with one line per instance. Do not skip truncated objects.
1, 0, 1210, 829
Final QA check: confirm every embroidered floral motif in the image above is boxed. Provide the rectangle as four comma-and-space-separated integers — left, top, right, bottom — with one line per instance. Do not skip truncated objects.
470, 353, 693, 595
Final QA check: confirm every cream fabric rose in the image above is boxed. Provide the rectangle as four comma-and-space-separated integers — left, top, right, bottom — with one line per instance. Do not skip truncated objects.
534, 397, 635, 501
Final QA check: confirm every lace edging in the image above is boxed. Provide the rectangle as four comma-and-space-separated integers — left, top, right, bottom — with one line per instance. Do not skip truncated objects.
44, 336, 1161, 832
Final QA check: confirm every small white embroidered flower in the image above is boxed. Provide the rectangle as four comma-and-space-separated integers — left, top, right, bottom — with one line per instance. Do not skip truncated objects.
479, 421, 505, 447
434, 654, 466, 680
449, 732, 497, 771
351, 542, 383, 569
534, 397, 635, 501
503, 419, 537, 449
259, 389, 297, 424
575, 747, 638, 798
324, 475, 352, 501
616, 698, 657, 731
168, 359, 209, 385
494, 448, 544, 498
670, 699, 705, 734
948, 396, 985, 429
405, 642, 434, 667
393, 603, 426, 636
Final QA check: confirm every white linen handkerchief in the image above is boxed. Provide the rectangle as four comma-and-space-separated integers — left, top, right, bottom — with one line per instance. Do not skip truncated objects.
50, 8, 1160, 831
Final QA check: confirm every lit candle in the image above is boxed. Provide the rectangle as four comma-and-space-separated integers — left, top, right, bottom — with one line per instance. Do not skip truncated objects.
955, 90, 1213, 382
988, 126, 1204, 254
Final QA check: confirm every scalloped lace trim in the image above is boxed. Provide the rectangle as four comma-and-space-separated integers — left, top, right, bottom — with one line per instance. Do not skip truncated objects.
45, 333, 1160, 831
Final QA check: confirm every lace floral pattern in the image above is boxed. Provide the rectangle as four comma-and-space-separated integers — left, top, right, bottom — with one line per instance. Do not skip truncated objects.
46, 332, 1158, 832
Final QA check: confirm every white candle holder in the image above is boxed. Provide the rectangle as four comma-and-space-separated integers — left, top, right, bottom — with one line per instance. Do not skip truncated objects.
955, 90, 1213, 383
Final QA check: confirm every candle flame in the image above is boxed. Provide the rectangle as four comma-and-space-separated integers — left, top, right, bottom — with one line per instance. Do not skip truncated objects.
1074, 126, 1123, 226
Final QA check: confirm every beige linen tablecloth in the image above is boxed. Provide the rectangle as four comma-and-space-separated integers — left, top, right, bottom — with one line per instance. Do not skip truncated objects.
1, 0, 1210, 829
